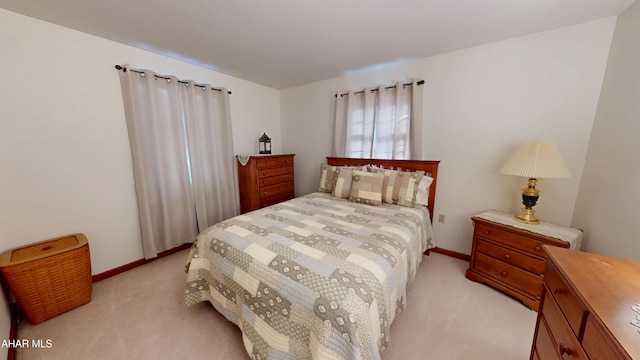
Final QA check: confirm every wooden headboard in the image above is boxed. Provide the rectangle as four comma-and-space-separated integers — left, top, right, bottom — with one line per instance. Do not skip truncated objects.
326, 157, 440, 223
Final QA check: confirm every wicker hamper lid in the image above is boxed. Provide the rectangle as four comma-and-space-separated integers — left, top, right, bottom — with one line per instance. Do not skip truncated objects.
0, 233, 88, 268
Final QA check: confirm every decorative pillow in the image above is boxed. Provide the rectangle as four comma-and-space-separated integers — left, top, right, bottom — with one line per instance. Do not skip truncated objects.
348, 170, 384, 206
318, 164, 338, 193
394, 170, 425, 207
370, 168, 400, 204
415, 175, 434, 207
331, 167, 354, 199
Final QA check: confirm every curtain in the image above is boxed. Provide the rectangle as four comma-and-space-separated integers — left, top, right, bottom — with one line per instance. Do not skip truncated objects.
119, 69, 198, 259
119, 66, 238, 259
181, 81, 239, 231
333, 80, 424, 160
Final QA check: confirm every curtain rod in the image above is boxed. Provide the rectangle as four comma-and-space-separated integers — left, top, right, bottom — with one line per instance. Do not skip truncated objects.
114, 65, 232, 95
335, 80, 424, 98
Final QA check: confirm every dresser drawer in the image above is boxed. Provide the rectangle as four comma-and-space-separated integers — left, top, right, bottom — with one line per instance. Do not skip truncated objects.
582, 315, 629, 360
256, 156, 294, 168
540, 289, 588, 359
535, 316, 562, 360
258, 166, 294, 178
259, 173, 294, 187
474, 223, 547, 258
474, 252, 543, 297
260, 192, 294, 208
260, 182, 294, 200
476, 238, 546, 274
543, 262, 588, 337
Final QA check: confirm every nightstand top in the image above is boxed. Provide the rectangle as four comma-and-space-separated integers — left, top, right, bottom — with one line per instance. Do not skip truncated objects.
474, 209, 582, 250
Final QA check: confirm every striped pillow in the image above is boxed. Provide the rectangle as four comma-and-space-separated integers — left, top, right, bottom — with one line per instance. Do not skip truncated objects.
394, 170, 425, 207
370, 168, 400, 204
371, 168, 425, 206
331, 167, 354, 199
318, 164, 338, 193
348, 170, 384, 206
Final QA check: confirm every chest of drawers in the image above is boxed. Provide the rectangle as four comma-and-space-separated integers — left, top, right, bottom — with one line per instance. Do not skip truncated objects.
466, 212, 576, 311
530, 246, 640, 359
237, 154, 295, 213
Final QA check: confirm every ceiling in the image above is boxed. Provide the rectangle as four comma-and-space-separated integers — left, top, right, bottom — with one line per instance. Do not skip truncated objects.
0, 0, 635, 89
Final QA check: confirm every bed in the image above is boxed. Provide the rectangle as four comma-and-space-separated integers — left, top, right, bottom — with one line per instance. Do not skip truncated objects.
184, 157, 440, 360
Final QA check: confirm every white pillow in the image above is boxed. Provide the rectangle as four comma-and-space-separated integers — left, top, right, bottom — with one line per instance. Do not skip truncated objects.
415, 175, 434, 207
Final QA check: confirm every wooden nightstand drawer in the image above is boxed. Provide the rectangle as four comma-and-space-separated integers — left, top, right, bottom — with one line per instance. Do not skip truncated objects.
476, 238, 546, 274
543, 261, 587, 337
474, 252, 543, 298
474, 222, 547, 258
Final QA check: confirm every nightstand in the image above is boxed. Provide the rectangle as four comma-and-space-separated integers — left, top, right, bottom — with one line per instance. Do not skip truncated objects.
465, 210, 582, 311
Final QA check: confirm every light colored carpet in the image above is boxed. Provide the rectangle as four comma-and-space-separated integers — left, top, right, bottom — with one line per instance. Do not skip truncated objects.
16, 250, 537, 359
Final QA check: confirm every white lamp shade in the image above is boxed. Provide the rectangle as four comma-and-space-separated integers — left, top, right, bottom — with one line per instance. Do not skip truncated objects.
499, 142, 570, 179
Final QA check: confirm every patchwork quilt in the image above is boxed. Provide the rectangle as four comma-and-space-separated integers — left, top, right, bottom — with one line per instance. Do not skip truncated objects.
184, 192, 434, 360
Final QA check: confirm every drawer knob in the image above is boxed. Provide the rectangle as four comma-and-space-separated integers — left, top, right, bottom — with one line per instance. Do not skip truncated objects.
500, 271, 508, 277
534, 246, 542, 251
559, 344, 572, 356
484, 230, 490, 235
553, 287, 566, 295
504, 254, 511, 260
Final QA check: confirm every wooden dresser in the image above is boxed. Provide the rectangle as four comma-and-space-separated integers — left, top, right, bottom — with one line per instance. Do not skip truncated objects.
466, 211, 581, 311
530, 246, 640, 359
237, 154, 295, 213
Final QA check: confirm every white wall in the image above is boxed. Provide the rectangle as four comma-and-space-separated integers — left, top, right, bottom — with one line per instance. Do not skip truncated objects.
572, 2, 640, 261
281, 17, 616, 257
0, 8, 280, 353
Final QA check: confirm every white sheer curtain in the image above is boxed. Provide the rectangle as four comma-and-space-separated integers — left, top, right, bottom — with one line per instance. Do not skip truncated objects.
181, 81, 239, 231
119, 66, 238, 259
333, 80, 424, 160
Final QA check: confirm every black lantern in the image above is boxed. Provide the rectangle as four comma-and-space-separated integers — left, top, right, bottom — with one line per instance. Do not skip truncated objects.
259, 133, 272, 154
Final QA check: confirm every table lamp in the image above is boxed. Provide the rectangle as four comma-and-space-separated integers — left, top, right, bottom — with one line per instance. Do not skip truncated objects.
499, 142, 570, 224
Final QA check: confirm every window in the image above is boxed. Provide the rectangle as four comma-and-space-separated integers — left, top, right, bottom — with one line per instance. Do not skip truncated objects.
333, 80, 424, 160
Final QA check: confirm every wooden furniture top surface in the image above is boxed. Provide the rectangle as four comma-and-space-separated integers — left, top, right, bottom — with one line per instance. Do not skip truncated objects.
544, 246, 640, 359
326, 157, 440, 223
471, 216, 572, 248
472, 210, 582, 249
238, 153, 295, 161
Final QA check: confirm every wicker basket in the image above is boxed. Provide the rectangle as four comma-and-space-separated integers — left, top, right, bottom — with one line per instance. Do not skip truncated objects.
0, 233, 92, 324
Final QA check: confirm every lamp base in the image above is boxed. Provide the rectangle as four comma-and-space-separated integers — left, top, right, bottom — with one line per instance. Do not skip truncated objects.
514, 178, 541, 225
514, 208, 540, 225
